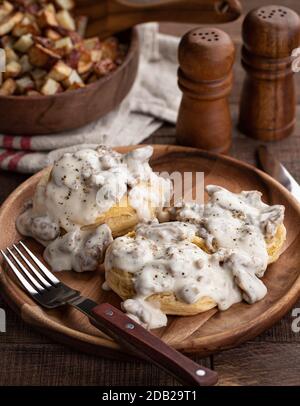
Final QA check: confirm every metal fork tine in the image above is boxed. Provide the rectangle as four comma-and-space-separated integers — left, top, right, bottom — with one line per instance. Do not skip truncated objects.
1, 250, 39, 296
13, 244, 51, 288
19, 241, 59, 285
7, 247, 44, 292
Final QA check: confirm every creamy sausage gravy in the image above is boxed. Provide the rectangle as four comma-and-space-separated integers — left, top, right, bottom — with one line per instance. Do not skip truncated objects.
104, 185, 285, 329
16, 146, 172, 272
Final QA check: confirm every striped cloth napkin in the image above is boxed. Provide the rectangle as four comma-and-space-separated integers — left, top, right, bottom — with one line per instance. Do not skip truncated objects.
0, 23, 181, 173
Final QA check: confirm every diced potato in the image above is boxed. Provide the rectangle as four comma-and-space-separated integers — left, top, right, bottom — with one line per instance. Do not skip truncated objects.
0, 12, 24, 36
78, 59, 92, 75
0, 78, 16, 95
48, 60, 72, 81
36, 9, 58, 29
21, 16, 32, 26
91, 49, 102, 63
56, 10, 75, 31
26, 90, 41, 96
94, 59, 116, 77
28, 44, 50, 67
83, 37, 100, 51
45, 4, 56, 14
101, 37, 119, 60
62, 69, 82, 87
16, 75, 34, 93
67, 82, 85, 91
41, 77, 61, 95
79, 50, 92, 62
5, 60, 22, 78
5, 47, 18, 63
76, 15, 88, 37
22, 12, 36, 24
31, 68, 47, 81
54, 36, 73, 54
19, 54, 32, 73
13, 33, 34, 52
55, 0, 75, 11
77, 51, 92, 75
0, 1, 13, 21
13, 23, 31, 37
1, 34, 14, 48
28, 44, 61, 67
45, 28, 61, 41
12, 21, 40, 37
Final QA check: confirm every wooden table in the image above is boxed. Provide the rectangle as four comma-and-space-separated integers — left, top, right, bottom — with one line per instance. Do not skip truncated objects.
1, 0, 300, 386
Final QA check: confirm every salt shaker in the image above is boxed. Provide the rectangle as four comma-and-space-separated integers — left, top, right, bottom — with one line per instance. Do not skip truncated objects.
238, 6, 300, 141
176, 27, 235, 154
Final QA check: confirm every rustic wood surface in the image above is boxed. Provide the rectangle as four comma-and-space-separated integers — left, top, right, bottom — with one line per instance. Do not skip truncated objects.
0, 0, 300, 386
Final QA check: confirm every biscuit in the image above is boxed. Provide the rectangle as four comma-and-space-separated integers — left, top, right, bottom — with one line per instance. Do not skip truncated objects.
105, 224, 286, 316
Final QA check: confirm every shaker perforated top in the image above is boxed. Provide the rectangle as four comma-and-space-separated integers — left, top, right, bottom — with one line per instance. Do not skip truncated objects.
178, 27, 235, 81
242, 6, 300, 58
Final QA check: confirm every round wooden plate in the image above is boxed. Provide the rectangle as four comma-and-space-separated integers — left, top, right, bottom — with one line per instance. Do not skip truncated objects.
1, 145, 300, 360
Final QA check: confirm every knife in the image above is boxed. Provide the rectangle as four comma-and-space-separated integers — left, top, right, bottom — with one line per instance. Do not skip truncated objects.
257, 145, 300, 202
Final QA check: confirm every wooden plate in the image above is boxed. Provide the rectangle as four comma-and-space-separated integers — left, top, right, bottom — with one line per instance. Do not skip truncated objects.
0, 29, 139, 135
1, 145, 300, 359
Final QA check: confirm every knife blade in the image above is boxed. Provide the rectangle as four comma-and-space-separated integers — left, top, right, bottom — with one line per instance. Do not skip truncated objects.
257, 145, 300, 202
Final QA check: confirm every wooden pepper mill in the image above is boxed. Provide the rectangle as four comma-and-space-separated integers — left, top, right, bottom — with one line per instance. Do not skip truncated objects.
176, 27, 235, 154
238, 6, 300, 141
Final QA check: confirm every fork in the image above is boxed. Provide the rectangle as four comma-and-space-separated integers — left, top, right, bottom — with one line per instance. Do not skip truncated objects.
1, 241, 218, 386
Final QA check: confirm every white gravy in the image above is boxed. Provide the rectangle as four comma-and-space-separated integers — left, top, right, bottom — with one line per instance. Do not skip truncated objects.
44, 224, 113, 272
104, 185, 285, 329
16, 146, 171, 272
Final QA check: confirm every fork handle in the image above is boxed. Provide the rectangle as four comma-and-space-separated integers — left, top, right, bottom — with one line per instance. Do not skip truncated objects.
89, 302, 218, 386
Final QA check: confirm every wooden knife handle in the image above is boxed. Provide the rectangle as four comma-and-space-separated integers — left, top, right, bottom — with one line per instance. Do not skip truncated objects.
90, 302, 218, 386
76, 0, 242, 38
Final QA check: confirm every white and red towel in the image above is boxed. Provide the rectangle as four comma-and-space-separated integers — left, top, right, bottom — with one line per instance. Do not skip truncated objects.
0, 24, 181, 173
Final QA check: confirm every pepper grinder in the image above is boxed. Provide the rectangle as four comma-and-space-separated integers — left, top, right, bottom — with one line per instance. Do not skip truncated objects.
176, 27, 235, 154
238, 6, 300, 141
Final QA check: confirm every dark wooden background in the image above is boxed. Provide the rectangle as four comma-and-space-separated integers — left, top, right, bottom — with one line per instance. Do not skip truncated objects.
1, 0, 300, 385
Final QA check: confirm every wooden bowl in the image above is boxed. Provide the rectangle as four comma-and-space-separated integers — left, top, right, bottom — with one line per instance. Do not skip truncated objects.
0, 145, 300, 360
0, 28, 139, 135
